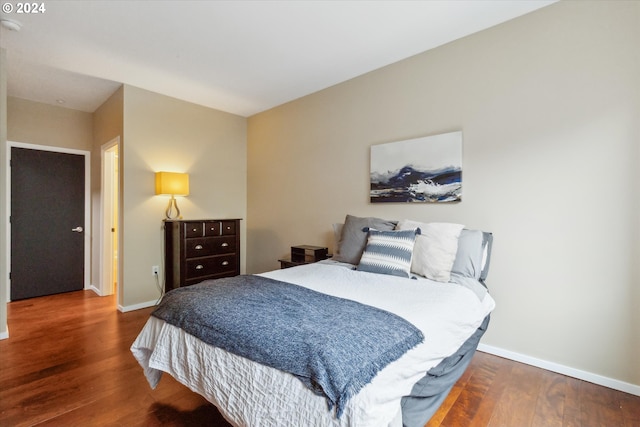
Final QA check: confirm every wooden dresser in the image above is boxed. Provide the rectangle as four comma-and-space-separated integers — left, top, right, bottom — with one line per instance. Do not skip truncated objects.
164, 219, 241, 292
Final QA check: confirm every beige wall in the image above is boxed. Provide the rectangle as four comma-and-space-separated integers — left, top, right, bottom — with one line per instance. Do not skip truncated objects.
3, 84, 247, 311
92, 86, 123, 301
7, 97, 93, 150
248, 1, 640, 388
120, 85, 247, 308
0, 49, 8, 337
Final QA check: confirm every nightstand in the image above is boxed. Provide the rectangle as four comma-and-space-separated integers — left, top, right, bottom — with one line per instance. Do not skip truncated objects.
278, 257, 309, 269
278, 246, 332, 269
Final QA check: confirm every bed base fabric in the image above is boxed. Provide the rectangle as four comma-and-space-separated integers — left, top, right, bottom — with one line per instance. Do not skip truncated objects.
401, 315, 490, 427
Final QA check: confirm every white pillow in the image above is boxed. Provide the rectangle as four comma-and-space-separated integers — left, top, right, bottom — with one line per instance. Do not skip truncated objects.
332, 223, 344, 253
396, 220, 464, 282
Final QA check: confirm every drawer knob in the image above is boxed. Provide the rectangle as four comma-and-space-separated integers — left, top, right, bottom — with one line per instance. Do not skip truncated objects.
194, 244, 203, 250
221, 261, 229, 266
195, 264, 204, 270
221, 243, 229, 247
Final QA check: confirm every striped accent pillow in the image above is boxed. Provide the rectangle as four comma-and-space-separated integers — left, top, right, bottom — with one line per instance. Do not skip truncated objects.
357, 228, 420, 278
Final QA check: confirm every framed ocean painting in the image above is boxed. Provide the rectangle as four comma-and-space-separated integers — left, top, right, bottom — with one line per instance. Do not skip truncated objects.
370, 131, 462, 203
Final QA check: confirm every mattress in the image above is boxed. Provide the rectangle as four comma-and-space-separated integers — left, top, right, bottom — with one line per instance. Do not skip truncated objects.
131, 260, 495, 427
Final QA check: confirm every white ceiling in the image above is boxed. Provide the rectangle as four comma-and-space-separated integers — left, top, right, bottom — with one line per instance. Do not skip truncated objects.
1, 1, 555, 117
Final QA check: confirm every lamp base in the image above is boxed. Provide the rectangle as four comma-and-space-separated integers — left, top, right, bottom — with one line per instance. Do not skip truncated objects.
165, 196, 181, 220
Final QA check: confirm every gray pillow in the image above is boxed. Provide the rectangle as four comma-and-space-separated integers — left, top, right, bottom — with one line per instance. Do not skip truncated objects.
333, 215, 397, 264
480, 232, 493, 282
356, 228, 419, 278
451, 229, 493, 281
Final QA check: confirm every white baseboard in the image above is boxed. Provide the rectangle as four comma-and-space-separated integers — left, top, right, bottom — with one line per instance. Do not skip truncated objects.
478, 343, 640, 397
0, 325, 8, 340
88, 284, 102, 296
118, 299, 158, 313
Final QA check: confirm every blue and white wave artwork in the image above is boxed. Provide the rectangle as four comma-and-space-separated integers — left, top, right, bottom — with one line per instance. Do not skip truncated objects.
370, 132, 462, 203
370, 165, 461, 203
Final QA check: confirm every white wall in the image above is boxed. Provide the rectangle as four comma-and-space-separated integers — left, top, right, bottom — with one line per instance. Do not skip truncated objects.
121, 85, 247, 309
247, 1, 640, 389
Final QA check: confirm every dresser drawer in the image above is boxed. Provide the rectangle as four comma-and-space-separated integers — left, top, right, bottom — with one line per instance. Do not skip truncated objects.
185, 255, 238, 280
221, 220, 236, 235
184, 221, 204, 238
185, 236, 236, 258
204, 221, 221, 236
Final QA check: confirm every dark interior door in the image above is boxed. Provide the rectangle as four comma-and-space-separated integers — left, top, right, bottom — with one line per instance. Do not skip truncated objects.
11, 147, 85, 300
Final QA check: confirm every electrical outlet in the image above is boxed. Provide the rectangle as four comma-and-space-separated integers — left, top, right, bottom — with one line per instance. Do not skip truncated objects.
152, 265, 159, 276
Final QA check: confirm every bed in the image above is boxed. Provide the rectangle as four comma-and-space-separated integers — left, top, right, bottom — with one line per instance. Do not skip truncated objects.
131, 216, 495, 427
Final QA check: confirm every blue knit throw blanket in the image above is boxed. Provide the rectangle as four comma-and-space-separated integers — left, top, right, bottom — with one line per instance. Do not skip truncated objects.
152, 275, 424, 417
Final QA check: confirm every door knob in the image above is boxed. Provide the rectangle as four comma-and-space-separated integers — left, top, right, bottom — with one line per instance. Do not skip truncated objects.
72, 226, 83, 233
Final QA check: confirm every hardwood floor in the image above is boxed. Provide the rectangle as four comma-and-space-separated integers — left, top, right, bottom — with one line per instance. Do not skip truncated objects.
0, 290, 638, 427
0, 291, 229, 427
426, 352, 640, 427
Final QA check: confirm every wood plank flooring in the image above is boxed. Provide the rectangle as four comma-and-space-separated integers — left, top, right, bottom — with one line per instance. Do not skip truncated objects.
0, 290, 638, 427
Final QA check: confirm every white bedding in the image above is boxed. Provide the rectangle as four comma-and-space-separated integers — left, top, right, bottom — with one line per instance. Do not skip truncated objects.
131, 260, 495, 427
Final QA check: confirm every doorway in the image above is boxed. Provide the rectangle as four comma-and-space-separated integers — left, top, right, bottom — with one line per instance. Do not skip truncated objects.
101, 138, 119, 297
8, 142, 90, 301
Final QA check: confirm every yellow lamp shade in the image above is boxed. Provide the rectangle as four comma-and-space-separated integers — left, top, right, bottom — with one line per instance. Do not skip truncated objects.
155, 172, 189, 196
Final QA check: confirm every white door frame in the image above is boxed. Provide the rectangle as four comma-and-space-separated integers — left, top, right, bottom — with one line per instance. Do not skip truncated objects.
5, 141, 91, 302
99, 137, 120, 297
